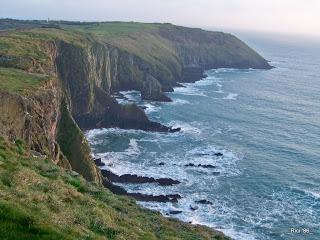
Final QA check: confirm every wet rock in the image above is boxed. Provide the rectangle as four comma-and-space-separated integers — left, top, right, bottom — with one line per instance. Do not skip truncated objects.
166, 194, 182, 200
158, 162, 165, 166
169, 210, 183, 215
130, 193, 181, 203
214, 152, 223, 157
212, 172, 220, 176
185, 163, 196, 167
102, 178, 182, 203
157, 178, 180, 186
169, 127, 181, 133
201, 164, 216, 169
101, 169, 180, 186
94, 158, 105, 167
185, 163, 217, 169
195, 199, 213, 205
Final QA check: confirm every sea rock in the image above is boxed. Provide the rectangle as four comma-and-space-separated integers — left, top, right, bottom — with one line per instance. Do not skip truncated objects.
94, 158, 105, 167
185, 163, 217, 169
214, 152, 223, 157
158, 162, 165, 166
141, 73, 172, 102
201, 164, 217, 169
169, 210, 183, 215
169, 127, 181, 133
195, 199, 213, 205
101, 169, 180, 186
130, 193, 181, 203
185, 163, 195, 167
102, 178, 182, 203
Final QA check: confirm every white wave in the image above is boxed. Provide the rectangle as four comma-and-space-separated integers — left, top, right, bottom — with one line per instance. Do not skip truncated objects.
186, 146, 242, 176
174, 85, 207, 97
168, 121, 202, 136
192, 78, 216, 86
142, 103, 162, 114
126, 139, 141, 156
223, 93, 238, 100
119, 90, 141, 102
213, 68, 256, 74
214, 68, 238, 73
298, 188, 320, 200
85, 128, 110, 145
86, 127, 148, 138
170, 98, 190, 105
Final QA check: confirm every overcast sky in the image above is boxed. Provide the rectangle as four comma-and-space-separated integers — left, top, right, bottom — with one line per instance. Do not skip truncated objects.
1, 0, 320, 37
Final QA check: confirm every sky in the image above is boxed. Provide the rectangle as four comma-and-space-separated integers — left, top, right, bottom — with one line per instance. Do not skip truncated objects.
1, 0, 320, 37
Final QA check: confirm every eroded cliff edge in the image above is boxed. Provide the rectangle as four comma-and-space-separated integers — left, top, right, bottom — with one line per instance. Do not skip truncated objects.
0, 20, 272, 183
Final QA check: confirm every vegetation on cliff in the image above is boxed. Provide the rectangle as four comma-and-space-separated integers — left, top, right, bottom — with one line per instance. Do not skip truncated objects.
0, 67, 49, 93
0, 138, 227, 240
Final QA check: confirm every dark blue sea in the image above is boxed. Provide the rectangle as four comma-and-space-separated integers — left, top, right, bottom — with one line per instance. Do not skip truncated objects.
86, 33, 320, 240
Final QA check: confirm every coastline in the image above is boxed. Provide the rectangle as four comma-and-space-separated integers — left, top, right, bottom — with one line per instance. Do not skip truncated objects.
0, 20, 271, 239
85, 69, 229, 236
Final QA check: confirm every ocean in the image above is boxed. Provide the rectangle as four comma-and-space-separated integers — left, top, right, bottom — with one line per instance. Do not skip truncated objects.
86, 33, 320, 240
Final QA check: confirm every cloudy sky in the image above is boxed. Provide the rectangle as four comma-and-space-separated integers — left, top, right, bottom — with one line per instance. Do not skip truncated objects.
1, 0, 319, 37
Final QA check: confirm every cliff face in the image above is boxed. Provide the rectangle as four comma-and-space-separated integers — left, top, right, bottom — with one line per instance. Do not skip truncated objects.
0, 80, 62, 164
0, 21, 272, 184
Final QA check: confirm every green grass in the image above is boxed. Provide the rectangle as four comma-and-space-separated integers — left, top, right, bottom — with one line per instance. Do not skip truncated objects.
62, 22, 160, 38
0, 137, 228, 239
0, 28, 95, 74
0, 67, 49, 93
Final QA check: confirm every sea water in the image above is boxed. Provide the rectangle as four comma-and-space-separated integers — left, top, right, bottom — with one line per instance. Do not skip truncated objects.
86, 33, 320, 240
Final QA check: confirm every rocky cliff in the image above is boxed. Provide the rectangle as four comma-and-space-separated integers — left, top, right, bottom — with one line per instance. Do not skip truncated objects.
0, 20, 272, 184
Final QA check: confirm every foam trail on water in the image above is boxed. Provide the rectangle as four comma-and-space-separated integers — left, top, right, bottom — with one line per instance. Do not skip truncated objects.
223, 93, 238, 100
168, 121, 202, 136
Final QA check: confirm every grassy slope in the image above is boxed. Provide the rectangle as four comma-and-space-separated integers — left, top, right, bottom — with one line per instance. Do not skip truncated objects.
0, 67, 49, 93
0, 138, 227, 240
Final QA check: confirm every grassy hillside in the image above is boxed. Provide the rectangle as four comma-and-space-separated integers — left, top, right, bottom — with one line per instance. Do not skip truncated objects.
0, 67, 49, 93
0, 137, 227, 239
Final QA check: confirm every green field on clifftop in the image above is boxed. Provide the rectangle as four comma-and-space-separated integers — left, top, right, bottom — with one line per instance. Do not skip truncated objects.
0, 67, 49, 93
62, 22, 160, 38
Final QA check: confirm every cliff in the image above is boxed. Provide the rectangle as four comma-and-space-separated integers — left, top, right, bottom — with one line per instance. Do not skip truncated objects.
0, 20, 271, 184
